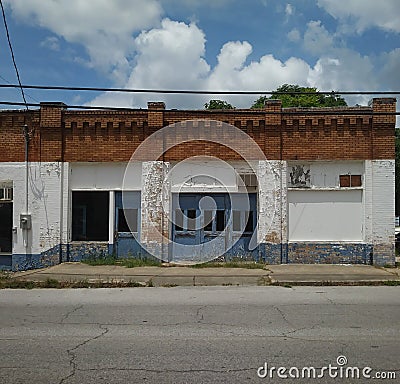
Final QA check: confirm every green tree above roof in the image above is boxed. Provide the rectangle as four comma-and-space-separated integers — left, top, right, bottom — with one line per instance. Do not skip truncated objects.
251, 84, 347, 109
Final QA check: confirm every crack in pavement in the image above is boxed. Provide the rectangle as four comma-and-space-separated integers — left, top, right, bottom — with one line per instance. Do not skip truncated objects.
58, 323, 109, 384
274, 305, 295, 329
61, 305, 83, 323
195, 306, 205, 322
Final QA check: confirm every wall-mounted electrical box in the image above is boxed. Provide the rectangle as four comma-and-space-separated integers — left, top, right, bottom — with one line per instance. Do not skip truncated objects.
20, 214, 32, 230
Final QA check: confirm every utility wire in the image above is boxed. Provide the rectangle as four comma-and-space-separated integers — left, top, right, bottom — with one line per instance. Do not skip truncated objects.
0, 74, 39, 102
0, 0, 28, 110
0, 100, 399, 115
0, 83, 399, 96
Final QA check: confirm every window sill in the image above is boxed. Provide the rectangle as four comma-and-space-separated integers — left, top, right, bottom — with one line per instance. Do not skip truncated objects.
288, 187, 363, 191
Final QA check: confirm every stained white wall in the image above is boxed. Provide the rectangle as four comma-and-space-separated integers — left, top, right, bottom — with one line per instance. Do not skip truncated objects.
288, 190, 363, 241
258, 160, 287, 244
365, 160, 395, 245
70, 162, 142, 190
169, 159, 257, 192
170, 159, 236, 192
0, 162, 69, 255
288, 161, 364, 188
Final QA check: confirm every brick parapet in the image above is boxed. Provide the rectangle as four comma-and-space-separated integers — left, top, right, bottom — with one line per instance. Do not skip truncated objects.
0, 98, 396, 163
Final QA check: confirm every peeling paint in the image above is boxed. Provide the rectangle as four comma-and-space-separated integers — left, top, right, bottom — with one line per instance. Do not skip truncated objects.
289, 165, 310, 187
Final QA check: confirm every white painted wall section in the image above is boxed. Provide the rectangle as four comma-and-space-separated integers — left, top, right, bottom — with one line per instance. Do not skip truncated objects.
371, 160, 395, 244
288, 161, 364, 188
288, 190, 363, 241
70, 162, 142, 190
0, 162, 69, 255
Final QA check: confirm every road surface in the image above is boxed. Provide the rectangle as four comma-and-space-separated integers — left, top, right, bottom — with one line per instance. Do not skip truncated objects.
0, 286, 399, 383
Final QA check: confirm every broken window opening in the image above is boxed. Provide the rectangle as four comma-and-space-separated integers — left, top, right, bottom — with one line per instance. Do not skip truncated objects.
187, 209, 197, 230
216, 210, 225, 232
118, 208, 138, 233
244, 211, 254, 233
72, 191, 109, 241
203, 210, 213, 231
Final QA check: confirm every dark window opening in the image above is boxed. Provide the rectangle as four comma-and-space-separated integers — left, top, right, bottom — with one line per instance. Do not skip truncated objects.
187, 209, 197, 230
244, 211, 254, 233
72, 191, 109, 241
0, 203, 12, 253
216, 210, 225, 231
175, 209, 184, 231
203, 210, 213, 231
118, 208, 138, 232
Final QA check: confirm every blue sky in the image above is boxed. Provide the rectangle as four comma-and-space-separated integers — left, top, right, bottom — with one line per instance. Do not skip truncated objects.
0, 0, 399, 116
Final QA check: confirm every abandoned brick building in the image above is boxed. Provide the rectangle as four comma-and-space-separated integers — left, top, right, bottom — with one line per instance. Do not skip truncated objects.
0, 98, 396, 270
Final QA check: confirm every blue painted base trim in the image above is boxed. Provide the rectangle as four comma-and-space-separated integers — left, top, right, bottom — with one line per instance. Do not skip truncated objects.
67, 242, 109, 262
287, 243, 369, 265
5, 241, 395, 271
12, 244, 61, 271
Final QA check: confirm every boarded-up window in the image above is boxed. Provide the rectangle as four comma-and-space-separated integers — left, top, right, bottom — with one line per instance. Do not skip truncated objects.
350, 175, 362, 187
339, 175, 350, 187
340, 174, 362, 187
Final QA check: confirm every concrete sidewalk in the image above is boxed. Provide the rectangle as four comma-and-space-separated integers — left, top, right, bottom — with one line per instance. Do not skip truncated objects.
10, 262, 400, 287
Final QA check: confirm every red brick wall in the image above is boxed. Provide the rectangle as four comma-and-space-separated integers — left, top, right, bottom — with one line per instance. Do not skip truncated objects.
0, 99, 395, 163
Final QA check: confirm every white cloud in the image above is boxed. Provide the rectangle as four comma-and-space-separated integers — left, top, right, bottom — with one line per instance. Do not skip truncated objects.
317, 0, 400, 33
90, 17, 386, 110
379, 48, 400, 90
5, 0, 397, 113
287, 28, 301, 42
91, 19, 210, 109
303, 20, 334, 55
308, 50, 377, 106
40, 36, 60, 51
285, 4, 294, 17
4, 0, 162, 83
91, 22, 312, 109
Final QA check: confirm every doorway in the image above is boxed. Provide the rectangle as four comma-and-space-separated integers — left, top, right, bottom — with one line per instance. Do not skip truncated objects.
0, 202, 12, 268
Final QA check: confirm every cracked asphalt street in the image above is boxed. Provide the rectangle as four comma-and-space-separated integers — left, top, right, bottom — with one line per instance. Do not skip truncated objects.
0, 286, 399, 384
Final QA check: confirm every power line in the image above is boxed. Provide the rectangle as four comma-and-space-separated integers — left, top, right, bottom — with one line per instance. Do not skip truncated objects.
0, 0, 28, 110
0, 100, 399, 115
0, 83, 399, 96
0, 74, 40, 103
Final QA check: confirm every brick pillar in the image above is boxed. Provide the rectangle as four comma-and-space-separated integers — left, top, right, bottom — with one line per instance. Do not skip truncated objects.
371, 98, 396, 159
368, 98, 396, 265
147, 102, 165, 129
141, 161, 170, 261
40, 102, 66, 162
264, 100, 282, 159
264, 99, 282, 126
